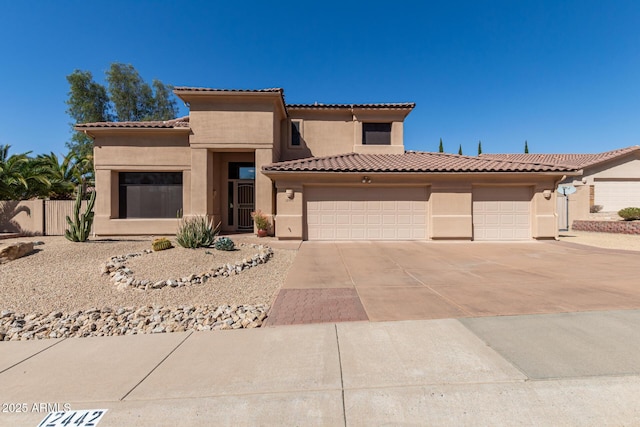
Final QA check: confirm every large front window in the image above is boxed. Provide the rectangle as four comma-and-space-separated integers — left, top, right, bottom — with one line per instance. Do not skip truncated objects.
118, 172, 183, 218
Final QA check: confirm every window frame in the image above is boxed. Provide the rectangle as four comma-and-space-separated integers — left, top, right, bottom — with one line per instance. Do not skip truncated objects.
362, 122, 392, 145
289, 119, 303, 148
118, 171, 183, 219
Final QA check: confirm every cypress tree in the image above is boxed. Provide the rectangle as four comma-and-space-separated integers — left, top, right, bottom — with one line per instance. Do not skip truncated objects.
477, 140, 482, 155
458, 145, 463, 155
438, 138, 444, 153
524, 140, 529, 153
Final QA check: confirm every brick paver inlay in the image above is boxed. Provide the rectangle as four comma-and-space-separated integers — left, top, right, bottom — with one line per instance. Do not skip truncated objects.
266, 288, 369, 326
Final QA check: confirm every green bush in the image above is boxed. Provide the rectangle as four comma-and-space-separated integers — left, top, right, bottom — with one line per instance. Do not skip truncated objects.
214, 237, 235, 251
618, 207, 640, 221
175, 216, 220, 248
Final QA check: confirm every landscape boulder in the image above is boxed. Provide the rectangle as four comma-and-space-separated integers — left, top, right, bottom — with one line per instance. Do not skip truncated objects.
0, 242, 35, 263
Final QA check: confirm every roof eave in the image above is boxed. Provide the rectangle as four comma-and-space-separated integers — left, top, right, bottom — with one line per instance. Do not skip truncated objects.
74, 126, 191, 138
262, 169, 578, 177
173, 89, 288, 117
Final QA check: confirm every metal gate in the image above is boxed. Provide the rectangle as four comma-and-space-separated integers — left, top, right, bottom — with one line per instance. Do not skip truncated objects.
557, 194, 568, 231
236, 182, 254, 231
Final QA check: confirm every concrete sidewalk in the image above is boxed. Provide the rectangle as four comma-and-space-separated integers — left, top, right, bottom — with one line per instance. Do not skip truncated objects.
2, 310, 640, 426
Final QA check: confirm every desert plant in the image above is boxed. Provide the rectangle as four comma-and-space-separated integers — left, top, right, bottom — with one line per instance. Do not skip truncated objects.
590, 205, 603, 213
214, 237, 235, 251
618, 207, 640, 221
251, 210, 269, 231
152, 237, 173, 251
64, 188, 96, 242
175, 216, 220, 248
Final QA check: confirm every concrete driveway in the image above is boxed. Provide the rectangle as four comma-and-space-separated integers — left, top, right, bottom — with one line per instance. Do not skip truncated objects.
267, 241, 640, 325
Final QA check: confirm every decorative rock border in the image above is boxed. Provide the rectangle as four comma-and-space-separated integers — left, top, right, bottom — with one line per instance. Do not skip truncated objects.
101, 243, 274, 291
0, 304, 269, 341
572, 220, 640, 235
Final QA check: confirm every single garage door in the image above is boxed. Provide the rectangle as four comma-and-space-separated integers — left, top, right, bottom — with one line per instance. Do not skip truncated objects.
595, 179, 640, 212
473, 187, 531, 241
306, 187, 428, 240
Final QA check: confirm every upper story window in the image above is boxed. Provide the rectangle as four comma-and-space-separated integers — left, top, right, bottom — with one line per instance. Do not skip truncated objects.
291, 120, 302, 147
362, 123, 392, 145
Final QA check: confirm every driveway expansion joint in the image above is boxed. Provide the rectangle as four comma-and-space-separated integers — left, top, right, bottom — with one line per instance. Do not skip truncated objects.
120, 331, 193, 401
0, 337, 66, 375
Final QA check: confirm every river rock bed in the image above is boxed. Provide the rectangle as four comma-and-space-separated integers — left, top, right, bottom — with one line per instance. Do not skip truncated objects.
103, 243, 275, 291
0, 304, 269, 341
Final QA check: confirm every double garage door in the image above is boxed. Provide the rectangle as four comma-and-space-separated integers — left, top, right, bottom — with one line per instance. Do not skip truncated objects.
305, 186, 532, 241
595, 179, 640, 212
306, 187, 428, 240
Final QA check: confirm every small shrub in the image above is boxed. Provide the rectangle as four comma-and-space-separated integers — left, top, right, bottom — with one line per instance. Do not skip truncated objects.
590, 205, 603, 213
214, 237, 235, 251
175, 216, 221, 248
618, 207, 640, 221
251, 210, 269, 231
152, 237, 172, 251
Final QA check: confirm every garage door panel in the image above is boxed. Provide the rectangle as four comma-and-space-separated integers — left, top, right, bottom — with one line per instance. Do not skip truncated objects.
595, 180, 640, 212
352, 201, 366, 210
320, 214, 335, 225
382, 214, 397, 224
397, 201, 412, 211
336, 214, 350, 225
473, 187, 531, 241
397, 214, 411, 225
352, 215, 365, 225
306, 187, 428, 241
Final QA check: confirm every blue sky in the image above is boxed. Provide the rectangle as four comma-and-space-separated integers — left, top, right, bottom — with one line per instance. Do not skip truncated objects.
1, 0, 639, 157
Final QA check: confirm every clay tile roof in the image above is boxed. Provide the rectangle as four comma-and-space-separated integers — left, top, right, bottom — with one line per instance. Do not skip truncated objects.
75, 116, 190, 129
286, 103, 415, 109
263, 151, 577, 173
480, 145, 640, 169
173, 87, 284, 94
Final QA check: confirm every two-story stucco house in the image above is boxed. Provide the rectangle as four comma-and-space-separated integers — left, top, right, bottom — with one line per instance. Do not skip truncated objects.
76, 87, 577, 241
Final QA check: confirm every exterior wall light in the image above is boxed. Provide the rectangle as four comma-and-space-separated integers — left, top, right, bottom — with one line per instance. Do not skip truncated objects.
543, 189, 552, 199
285, 188, 294, 199
361, 176, 372, 184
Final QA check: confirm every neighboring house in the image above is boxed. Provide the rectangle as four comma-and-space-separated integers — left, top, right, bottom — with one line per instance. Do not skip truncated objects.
482, 146, 640, 228
76, 87, 577, 241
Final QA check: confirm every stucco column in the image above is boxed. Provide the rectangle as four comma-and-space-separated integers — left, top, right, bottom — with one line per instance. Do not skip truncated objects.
430, 183, 473, 239
274, 182, 304, 239
532, 183, 558, 239
190, 148, 212, 216
255, 148, 274, 231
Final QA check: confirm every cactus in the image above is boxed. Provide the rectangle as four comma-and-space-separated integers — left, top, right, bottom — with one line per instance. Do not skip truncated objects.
152, 237, 173, 251
64, 188, 96, 242
214, 237, 235, 251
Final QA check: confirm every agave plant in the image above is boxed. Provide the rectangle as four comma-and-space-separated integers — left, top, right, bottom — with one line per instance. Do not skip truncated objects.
214, 237, 235, 251
175, 216, 221, 248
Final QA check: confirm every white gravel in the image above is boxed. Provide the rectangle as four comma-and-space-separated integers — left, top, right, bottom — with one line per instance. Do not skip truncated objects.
0, 236, 296, 314
559, 231, 640, 251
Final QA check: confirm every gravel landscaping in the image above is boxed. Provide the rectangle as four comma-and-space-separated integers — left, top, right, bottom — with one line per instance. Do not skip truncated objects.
0, 235, 296, 341
559, 231, 640, 251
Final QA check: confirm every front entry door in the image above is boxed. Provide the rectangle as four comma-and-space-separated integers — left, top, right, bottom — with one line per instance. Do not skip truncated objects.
229, 180, 254, 231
